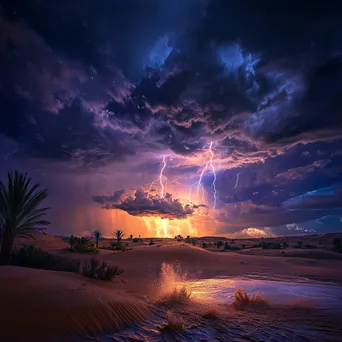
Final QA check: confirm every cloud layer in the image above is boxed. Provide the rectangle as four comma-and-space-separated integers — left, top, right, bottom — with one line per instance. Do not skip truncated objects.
1, 0, 342, 235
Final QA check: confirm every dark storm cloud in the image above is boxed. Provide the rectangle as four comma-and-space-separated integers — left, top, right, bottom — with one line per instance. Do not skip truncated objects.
1, 0, 342, 234
94, 188, 195, 219
216, 200, 342, 231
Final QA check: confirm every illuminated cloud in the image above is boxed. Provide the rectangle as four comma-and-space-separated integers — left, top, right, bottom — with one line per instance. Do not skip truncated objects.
94, 189, 195, 219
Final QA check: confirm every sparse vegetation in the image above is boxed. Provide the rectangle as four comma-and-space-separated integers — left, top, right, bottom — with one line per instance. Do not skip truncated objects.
149, 239, 155, 245
132, 237, 140, 243
0, 171, 50, 265
114, 230, 124, 246
332, 238, 342, 253
68, 235, 96, 253
201, 242, 208, 248
93, 229, 103, 248
297, 241, 303, 248
81, 257, 124, 280
282, 241, 289, 249
161, 287, 191, 305
11, 244, 81, 273
232, 289, 268, 311
11, 244, 57, 269
161, 311, 185, 331
216, 240, 224, 248
224, 242, 241, 250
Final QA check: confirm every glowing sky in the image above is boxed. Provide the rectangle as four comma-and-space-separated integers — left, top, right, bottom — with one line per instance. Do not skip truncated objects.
1, 1, 342, 237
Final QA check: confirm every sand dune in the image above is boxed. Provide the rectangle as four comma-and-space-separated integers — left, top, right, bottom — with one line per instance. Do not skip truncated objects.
0, 266, 150, 342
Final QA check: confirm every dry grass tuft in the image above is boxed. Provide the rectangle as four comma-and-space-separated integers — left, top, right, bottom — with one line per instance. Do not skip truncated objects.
160, 287, 191, 305
202, 307, 221, 319
161, 311, 185, 331
232, 288, 268, 310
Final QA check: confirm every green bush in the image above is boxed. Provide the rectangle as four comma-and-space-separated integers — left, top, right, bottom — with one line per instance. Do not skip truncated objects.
216, 241, 224, 248
11, 244, 58, 269
133, 237, 140, 243
81, 257, 124, 280
11, 244, 81, 273
67, 235, 96, 253
224, 242, 241, 250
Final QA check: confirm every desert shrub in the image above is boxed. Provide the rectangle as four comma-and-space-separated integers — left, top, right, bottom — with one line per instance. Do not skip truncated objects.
224, 242, 241, 250
232, 289, 268, 311
282, 241, 289, 249
149, 239, 155, 245
297, 241, 303, 248
259, 241, 281, 249
161, 287, 191, 305
55, 258, 81, 273
216, 240, 224, 248
133, 237, 140, 243
191, 239, 196, 245
303, 244, 317, 249
11, 244, 58, 269
201, 242, 208, 248
11, 244, 81, 273
81, 257, 124, 280
332, 238, 342, 253
161, 311, 185, 331
68, 235, 96, 253
242, 244, 247, 249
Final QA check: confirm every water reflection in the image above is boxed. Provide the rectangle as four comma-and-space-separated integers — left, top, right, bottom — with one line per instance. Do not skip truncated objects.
176, 275, 342, 308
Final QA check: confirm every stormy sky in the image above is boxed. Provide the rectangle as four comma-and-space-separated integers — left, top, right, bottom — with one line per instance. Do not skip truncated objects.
1, 0, 342, 237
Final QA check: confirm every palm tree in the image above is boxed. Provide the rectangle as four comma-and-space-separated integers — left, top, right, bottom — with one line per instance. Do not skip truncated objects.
0, 171, 50, 264
114, 230, 124, 246
93, 229, 103, 248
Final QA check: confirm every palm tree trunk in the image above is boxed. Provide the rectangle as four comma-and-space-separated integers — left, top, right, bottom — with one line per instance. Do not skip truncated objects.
0, 235, 15, 265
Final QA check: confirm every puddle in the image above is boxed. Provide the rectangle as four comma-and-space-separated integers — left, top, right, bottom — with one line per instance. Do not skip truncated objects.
176, 274, 342, 309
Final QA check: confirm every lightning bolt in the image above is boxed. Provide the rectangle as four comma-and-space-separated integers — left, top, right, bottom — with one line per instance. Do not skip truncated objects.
234, 172, 241, 190
159, 155, 167, 198
188, 142, 218, 209
151, 155, 168, 238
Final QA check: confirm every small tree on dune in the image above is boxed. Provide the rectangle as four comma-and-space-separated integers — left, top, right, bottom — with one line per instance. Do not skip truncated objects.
0, 171, 50, 264
93, 229, 103, 248
114, 230, 125, 246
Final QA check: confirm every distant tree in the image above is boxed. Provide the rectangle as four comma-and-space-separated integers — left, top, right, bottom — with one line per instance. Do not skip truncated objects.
186, 235, 190, 239
114, 230, 125, 246
332, 238, 342, 252
129, 234, 133, 240
282, 241, 289, 249
68, 235, 77, 249
217, 240, 224, 248
93, 230, 103, 248
231, 239, 235, 244
0, 171, 50, 264
333, 238, 341, 248
297, 241, 303, 248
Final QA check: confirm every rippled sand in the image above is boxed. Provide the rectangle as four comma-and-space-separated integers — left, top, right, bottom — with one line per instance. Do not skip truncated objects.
1, 233, 342, 341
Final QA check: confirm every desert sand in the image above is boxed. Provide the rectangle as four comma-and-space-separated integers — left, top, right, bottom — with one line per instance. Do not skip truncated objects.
1, 232, 342, 341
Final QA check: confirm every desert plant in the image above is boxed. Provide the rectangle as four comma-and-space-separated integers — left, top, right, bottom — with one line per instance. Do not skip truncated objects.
55, 258, 81, 273
68, 235, 96, 253
129, 234, 133, 240
332, 238, 342, 253
297, 241, 303, 248
132, 237, 140, 243
0, 171, 50, 264
202, 242, 208, 248
11, 244, 57, 269
67, 235, 77, 249
114, 230, 124, 246
93, 229, 103, 248
81, 257, 124, 280
216, 240, 224, 248
282, 241, 289, 249
149, 239, 155, 245
161, 311, 185, 331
